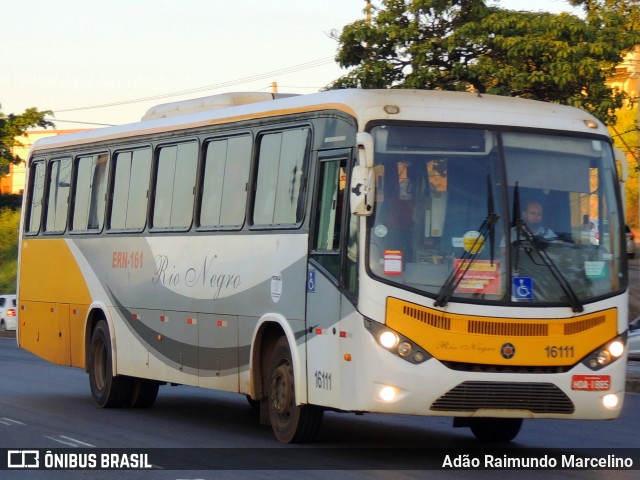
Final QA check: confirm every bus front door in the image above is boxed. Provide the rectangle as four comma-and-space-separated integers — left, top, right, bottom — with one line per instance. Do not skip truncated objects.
306, 151, 353, 408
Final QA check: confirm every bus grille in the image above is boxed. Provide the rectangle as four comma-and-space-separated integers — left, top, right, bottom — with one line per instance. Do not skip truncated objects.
430, 381, 574, 414
564, 316, 605, 335
441, 361, 571, 374
468, 320, 547, 336
401, 303, 608, 338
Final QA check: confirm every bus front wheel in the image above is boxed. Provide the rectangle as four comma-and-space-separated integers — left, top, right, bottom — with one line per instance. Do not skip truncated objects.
469, 418, 523, 442
88, 320, 130, 408
267, 336, 323, 443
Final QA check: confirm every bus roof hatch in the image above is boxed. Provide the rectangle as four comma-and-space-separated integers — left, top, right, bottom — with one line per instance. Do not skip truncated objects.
141, 92, 299, 121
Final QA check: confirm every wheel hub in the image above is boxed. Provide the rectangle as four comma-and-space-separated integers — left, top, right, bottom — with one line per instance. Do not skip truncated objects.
271, 363, 293, 416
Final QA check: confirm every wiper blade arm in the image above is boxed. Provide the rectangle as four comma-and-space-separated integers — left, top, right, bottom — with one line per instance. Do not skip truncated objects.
434, 213, 499, 308
435, 176, 499, 308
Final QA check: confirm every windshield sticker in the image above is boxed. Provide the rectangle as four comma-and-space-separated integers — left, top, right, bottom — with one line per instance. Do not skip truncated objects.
584, 261, 607, 279
512, 277, 534, 300
462, 231, 485, 254
383, 250, 403, 275
374, 224, 388, 237
453, 260, 501, 294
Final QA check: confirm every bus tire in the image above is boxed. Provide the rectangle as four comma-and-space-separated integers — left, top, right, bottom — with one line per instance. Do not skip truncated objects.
125, 378, 160, 409
267, 336, 323, 443
469, 418, 523, 443
88, 320, 130, 408
246, 395, 260, 410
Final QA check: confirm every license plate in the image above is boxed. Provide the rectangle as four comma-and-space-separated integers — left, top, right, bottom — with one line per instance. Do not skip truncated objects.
571, 375, 611, 391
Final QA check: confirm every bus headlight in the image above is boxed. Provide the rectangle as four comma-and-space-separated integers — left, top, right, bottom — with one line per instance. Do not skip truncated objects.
397, 341, 412, 357
581, 334, 626, 371
379, 331, 399, 349
364, 317, 431, 364
609, 340, 625, 358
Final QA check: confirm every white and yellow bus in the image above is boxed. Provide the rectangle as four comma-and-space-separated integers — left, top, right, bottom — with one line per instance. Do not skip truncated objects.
18, 89, 629, 443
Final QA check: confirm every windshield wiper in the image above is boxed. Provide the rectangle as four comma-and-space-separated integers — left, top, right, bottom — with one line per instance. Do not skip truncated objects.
435, 175, 499, 308
511, 182, 584, 313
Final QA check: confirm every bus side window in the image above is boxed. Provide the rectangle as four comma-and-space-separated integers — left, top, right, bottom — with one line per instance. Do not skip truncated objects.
253, 128, 309, 226
72, 153, 107, 232
200, 135, 251, 229
44, 157, 72, 233
110, 148, 152, 230
25, 160, 46, 234
153, 142, 198, 229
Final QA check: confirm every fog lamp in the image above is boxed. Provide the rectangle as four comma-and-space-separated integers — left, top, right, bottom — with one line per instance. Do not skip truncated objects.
379, 386, 397, 402
602, 393, 620, 409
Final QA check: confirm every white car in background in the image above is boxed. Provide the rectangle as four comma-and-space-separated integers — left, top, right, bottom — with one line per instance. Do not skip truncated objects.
625, 225, 636, 259
588, 220, 635, 259
0, 294, 17, 331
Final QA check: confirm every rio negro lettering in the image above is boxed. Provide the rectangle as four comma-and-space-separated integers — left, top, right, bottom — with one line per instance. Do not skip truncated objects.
152, 254, 241, 300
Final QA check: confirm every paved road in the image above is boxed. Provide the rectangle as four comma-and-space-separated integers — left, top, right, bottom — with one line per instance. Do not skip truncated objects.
0, 338, 638, 480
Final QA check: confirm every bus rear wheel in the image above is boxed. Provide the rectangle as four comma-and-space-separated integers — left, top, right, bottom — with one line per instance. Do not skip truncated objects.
267, 336, 323, 443
125, 378, 160, 408
88, 320, 130, 408
469, 418, 523, 443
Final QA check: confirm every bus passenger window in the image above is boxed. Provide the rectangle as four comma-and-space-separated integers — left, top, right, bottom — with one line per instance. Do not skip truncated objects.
25, 160, 46, 234
200, 135, 251, 228
153, 142, 198, 229
45, 157, 72, 233
253, 128, 309, 226
72, 153, 107, 231
110, 148, 152, 230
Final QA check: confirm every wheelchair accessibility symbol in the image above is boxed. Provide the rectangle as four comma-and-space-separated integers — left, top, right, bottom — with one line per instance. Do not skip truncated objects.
512, 277, 533, 300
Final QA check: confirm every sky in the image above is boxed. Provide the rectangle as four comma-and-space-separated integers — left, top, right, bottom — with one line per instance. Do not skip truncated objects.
0, 0, 580, 127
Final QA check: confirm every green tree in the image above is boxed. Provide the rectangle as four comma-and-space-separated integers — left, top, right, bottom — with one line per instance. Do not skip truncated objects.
569, 0, 640, 30
330, 0, 640, 124
0, 104, 53, 176
609, 105, 640, 227
0, 208, 20, 293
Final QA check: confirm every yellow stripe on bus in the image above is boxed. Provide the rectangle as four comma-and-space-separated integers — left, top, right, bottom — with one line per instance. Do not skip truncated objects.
19, 238, 92, 368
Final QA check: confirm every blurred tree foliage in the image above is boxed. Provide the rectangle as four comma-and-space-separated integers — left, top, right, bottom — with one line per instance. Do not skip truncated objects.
330, 0, 640, 125
0, 208, 20, 293
1, 104, 53, 176
609, 105, 640, 228
0, 103, 50, 291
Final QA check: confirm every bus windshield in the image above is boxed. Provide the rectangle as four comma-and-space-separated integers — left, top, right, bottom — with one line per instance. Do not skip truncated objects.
367, 125, 625, 307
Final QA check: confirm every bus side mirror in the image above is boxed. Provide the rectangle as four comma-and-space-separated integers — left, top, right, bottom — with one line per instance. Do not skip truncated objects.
350, 164, 374, 216
351, 132, 375, 216
356, 132, 374, 168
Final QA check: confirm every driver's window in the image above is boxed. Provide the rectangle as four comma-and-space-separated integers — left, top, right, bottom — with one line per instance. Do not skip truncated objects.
311, 157, 347, 280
